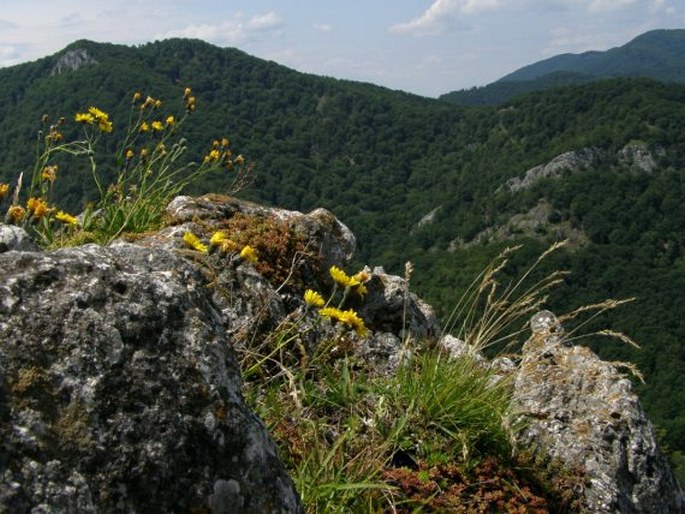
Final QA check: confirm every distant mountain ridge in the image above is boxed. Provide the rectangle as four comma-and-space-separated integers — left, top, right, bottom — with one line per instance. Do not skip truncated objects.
440, 29, 685, 106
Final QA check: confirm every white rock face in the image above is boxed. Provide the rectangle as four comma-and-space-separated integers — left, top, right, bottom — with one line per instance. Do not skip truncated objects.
513, 311, 685, 513
51, 48, 97, 75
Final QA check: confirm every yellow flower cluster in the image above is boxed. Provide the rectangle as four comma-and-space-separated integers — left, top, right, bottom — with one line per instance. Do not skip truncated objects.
203, 137, 241, 170
319, 307, 369, 337
0, 183, 9, 200
139, 95, 162, 110
185, 231, 258, 263
184, 87, 196, 112
27, 197, 50, 219
182, 231, 208, 253
329, 266, 368, 297
303, 265, 372, 338
75, 106, 113, 133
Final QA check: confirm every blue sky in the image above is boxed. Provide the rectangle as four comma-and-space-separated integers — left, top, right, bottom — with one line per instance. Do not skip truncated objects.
0, 0, 682, 97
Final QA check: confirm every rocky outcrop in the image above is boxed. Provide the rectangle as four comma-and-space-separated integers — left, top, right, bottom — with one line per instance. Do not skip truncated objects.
0, 194, 438, 512
0, 224, 39, 253
619, 142, 665, 173
449, 199, 587, 250
51, 48, 97, 75
0, 240, 302, 513
513, 311, 685, 513
1, 194, 682, 512
503, 148, 598, 192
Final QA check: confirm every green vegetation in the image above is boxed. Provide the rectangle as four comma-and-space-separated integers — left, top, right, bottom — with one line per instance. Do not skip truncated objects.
239, 250, 587, 512
1, 38, 685, 484
0, 85, 251, 246
440, 28, 685, 106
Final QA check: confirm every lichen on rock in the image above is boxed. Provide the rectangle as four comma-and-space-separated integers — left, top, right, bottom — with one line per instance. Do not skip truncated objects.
513, 310, 685, 513
0, 238, 302, 513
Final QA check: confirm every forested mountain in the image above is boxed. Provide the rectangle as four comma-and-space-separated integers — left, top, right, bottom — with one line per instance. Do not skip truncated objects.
1, 38, 685, 481
440, 28, 685, 106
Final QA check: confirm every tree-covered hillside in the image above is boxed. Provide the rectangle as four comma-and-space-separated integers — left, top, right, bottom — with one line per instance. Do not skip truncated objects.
440, 28, 685, 106
1, 38, 685, 481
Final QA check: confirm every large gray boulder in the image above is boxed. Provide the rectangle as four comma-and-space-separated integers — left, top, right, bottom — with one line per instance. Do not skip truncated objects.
514, 310, 685, 513
0, 240, 302, 513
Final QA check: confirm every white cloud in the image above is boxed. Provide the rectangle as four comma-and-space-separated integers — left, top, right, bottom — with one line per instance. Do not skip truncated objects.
389, 0, 503, 35
247, 11, 283, 31
157, 11, 283, 45
389, 0, 460, 35
461, 0, 504, 14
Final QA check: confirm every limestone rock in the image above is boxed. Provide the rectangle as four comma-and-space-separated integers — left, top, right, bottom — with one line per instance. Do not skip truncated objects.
513, 311, 685, 513
504, 148, 597, 192
358, 266, 438, 341
165, 194, 356, 282
51, 48, 97, 75
619, 142, 665, 173
0, 242, 302, 513
0, 224, 39, 253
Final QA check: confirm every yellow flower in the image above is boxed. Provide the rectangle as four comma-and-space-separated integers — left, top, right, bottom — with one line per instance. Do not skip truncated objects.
125, 149, 135, 160
55, 210, 78, 226
221, 137, 230, 148
319, 307, 345, 322
166, 115, 175, 126
339, 309, 369, 337
356, 283, 368, 298
27, 197, 50, 219
88, 107, 113, 133
204, 148, 221, 164
210, 231, 228, 246
132, 91, 142, 104
139, 121, 150, 132
184, 87, 192, 99
240, 245, 258, 263
210, 231, 239, 253
141, 96, 155, 110
151, 120, 164, 131
7, 205, 26, 223
156, 143, 167, 155
183, 231, 208, 253
186, 96, 197, 112
304, 289, 325, 308
0, 183, 10, 200
234, 154, 245, 165
75, 112, 95, 124
41, 165, 58, 183
319, 306, 369, 337
329, 265, 360, 288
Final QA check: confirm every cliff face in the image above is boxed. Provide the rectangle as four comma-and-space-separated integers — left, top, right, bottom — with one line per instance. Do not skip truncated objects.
0, 194, 683, 512
515, 311, 685, 513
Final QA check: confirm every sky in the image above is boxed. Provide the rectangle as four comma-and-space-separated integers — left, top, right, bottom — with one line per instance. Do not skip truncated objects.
0, 0, 683, 98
